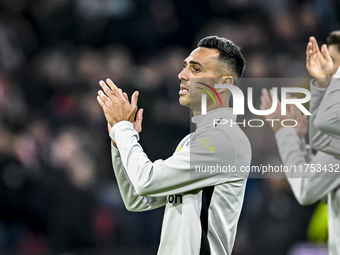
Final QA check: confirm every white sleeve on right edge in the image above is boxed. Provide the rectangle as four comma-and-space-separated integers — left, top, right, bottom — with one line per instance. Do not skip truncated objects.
315, 66, 340, 139
111, 144, 166, 212
309, 80, 340, 157
275, 127, 340, 205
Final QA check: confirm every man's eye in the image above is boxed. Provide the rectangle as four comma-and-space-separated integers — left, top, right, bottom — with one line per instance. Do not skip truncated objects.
193, 67, 200, 72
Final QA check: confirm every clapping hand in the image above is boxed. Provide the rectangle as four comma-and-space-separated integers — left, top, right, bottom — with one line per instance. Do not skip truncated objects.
306, 37, 333, 88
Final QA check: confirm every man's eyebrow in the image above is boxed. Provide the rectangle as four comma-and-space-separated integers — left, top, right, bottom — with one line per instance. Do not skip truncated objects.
183, 60, 203, 67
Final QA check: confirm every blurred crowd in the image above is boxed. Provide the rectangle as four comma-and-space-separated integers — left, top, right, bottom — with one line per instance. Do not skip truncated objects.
0, 0, 339, 254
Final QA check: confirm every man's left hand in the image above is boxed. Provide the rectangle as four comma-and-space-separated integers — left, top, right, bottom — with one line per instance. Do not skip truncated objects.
97, 79, 139, 127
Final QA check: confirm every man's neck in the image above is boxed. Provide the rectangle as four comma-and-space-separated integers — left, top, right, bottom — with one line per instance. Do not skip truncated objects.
192, 104, 229, 116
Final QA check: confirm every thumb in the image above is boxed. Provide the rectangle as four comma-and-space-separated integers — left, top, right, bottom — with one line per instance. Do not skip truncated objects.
131, 91, 139, 111
107, 122, 113, 133
134, 108, 143, 133
136, 108, 143, 123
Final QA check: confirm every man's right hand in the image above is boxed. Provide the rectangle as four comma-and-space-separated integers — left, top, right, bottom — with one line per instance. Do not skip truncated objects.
120, 91, 143, 133
306, 36, 333, 88
108, 92, 144, 147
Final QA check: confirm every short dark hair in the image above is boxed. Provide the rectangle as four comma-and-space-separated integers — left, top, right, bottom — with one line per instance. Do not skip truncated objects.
197, 36, 245, 80
327, 31, 340, 52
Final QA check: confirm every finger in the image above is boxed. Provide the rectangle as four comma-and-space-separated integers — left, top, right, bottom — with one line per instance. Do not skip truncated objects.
275, 89, 281, 108
260, 88, 271, 110
259, 95, 265, 110
306, 42, 312, 66
97, 90, 109, 103
133, 108, 144, 133
286, 95, 294, 115
130, 91, 139, 112
261, 88, 269, 98
321, 44, 331, 61
286, 94, 293, 113
307, 49, 314, 64
122, 92, 129, 101
306, 41, 312, 56
135, 108, 144, 124
106, 79, 124, 99
310, 36, 319, 54
259, 94, 265, 110
286, 95, 294, 112
270, 89, 282, 113
99, 80, 114, 99
107, 122, 113, 134
97, 95, 106, 109
269, 89, 278, 106
262, 88, 271, 103
259, 96, 267, 110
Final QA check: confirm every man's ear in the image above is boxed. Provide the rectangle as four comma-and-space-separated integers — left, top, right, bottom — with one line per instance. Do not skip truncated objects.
216, 76, 234, 94
221, 76, 233, 85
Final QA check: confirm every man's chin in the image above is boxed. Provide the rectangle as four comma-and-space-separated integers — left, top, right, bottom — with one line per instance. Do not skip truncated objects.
179, 98, 190, 108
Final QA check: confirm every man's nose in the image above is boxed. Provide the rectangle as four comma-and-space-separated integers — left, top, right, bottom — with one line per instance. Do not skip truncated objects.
178, 67, 189, 81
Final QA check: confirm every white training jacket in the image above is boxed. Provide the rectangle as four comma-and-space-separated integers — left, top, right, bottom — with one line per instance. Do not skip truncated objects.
110, 108, 251, 255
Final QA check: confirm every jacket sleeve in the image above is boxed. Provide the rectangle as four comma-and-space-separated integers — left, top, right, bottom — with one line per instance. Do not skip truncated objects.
276, 127, 340, 205
111, 143, 166, 212
110, 121, 247, 197
309, 80, 340, 157
309, 69, 340, 157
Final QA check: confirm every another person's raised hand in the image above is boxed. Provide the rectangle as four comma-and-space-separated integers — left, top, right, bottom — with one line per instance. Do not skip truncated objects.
306, 37, 333, 88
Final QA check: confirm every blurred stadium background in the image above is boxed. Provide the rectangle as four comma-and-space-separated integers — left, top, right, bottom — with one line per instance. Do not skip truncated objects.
0, 0, 338, 254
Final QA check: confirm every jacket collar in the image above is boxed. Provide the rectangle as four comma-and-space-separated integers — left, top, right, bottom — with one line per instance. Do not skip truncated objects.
191, 108, 236, 129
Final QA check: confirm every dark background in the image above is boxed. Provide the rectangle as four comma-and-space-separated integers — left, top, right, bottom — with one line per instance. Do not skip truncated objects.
0, 0, 337, 254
